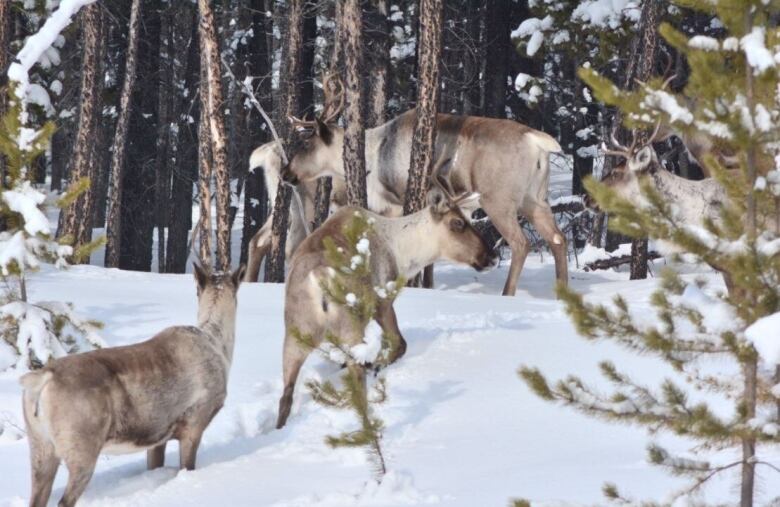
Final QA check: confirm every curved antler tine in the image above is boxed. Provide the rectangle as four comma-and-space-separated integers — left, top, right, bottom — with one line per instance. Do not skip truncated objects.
609, 126, 629, 152
648, 119, 662, 145
660, 73, 677, 91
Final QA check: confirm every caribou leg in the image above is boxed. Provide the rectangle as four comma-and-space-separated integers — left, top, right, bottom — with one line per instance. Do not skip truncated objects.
482, 199, 530, 296
375, 301, 407, 364
276, 337, 308, 429
245, 216, 273, 282
527, 202, 569, 288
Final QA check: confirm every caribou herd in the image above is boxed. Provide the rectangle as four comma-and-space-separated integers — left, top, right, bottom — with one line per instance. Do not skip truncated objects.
19, 74, 746, 506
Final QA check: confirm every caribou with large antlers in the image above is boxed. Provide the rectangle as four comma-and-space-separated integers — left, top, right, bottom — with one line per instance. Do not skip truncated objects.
276, 160, 497, 428
277, 79, 566, 296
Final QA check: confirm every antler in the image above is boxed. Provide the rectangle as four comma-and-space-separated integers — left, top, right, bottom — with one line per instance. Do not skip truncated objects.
288, 113, 317, 132
320, 72, 345, 124
603, 125, 638, 158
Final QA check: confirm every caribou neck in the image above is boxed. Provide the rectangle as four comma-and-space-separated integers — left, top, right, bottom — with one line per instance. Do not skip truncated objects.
379, 209, 442, 279
197, 294, 237, 363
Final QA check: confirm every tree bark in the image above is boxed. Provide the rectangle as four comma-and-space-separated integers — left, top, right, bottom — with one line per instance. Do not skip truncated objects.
240, 0, 272, 265
341, 0, 368, 208
628, 0, 661, 280
365, 0, 389, 127
58, 4, 103, 263
155, 4, 174, 272
264, 0, 305, 283
483, 0, 510, 119
105, 0, 142, 268
197, 58, 213, 267
403, 0, 443, 288
403, 0, 443, 216
165, 6, 199, 274
198, 0, 231, 271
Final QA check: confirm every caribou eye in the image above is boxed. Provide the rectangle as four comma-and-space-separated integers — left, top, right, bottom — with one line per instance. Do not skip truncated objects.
450, 218, 466, 232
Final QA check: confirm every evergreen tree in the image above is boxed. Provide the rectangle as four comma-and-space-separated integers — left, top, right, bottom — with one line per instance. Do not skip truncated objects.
296, 213, 403, 481
0, 93, 103, 370
519, 1, 780, 504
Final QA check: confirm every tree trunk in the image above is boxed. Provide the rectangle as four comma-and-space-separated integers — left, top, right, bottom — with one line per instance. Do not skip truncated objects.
264, 0, 305, 283
628, 0, 661, 281
403, 0, 443, 288
165, 6, 199, 274
365, 0, 389, 127
120, 0, 160, 272
155, 4, 174, 272
403, 0, 443, 215
58, 4, 103, 263
105, 0, 142, 268
341, 0, 368, 208
240, 0, 272, 265
198, 0, 231, 271
197, 60, 213, 267
483, 0, 510, 119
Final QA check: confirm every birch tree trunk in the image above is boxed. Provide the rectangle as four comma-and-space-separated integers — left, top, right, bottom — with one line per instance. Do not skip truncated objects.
264, 0, 304, 282
198, 0, 231, 271
105, 0, 142, 268
341, 0, 368, 208
58, 4, 103, 263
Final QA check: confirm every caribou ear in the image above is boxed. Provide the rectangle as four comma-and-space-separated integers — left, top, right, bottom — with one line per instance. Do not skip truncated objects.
315, 117, 333, 145
628, 146, 655, 173
232, 264, 247, 288
193, 262, 209, 291
427, 187, 450, 216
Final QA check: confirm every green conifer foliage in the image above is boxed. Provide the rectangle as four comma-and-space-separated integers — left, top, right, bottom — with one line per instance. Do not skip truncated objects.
519, 2, 780, 504
0, 90, 103, 370
295, 212, 403, 481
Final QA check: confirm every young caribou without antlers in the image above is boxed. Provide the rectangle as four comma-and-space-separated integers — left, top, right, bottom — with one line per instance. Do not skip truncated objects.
276, 161, 497, 429
20, 263, 245, 507
279, 99, 567, 296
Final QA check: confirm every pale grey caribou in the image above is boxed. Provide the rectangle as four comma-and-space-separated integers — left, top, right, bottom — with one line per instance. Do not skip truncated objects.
279, 108, 567, 296
20, 263, 245, 507
276, 164, 497, 428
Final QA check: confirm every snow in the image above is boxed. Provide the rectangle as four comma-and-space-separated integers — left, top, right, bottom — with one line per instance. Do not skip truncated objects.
7, 0, 97, 110
571, 0, 640, 28
688, 35, 719, 51
2, 182, 51, 236
642, 90, 694, 125
578, 242, 632, 265
0, 253, 770, 505
350, 321, 384, 365
741, 26, 775, 74
745, 312, 780, 365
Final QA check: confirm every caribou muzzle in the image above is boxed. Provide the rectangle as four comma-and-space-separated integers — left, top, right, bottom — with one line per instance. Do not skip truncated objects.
472, 245, 499, 272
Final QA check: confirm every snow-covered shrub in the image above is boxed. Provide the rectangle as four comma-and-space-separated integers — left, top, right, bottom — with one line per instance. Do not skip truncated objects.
0, 93, 103, 371
294, 212, 403, 481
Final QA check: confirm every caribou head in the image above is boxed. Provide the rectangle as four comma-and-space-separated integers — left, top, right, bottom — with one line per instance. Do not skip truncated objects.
427, 161, 498, 272
280, 73, 346, 185
586, 122, 664, 210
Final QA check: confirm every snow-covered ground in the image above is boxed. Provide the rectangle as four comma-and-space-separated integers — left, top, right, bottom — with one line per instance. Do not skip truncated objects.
1, 255, 778, 506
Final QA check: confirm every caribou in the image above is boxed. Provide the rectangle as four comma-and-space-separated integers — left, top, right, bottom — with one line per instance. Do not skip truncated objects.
593, 126, 778, 293
20, 263, 245, 507
597, 124, 729, 228
278, 107, 567, 296
244, 140, 347, 282
276, 162, 497, 429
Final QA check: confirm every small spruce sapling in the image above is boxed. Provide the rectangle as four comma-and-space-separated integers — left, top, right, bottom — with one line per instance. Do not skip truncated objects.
295, 212, 403, 481
0, 90, 103, 371
519, 1, 780, 504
